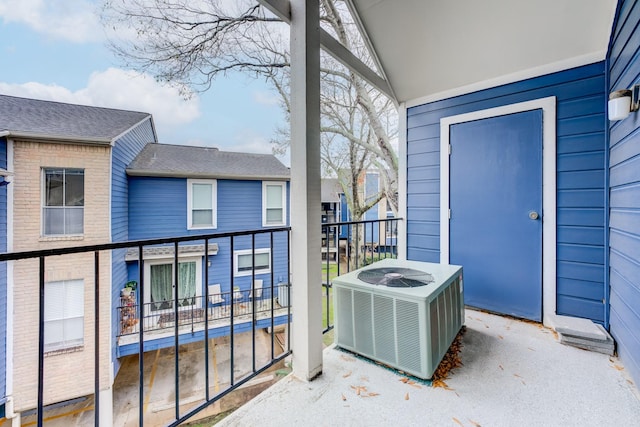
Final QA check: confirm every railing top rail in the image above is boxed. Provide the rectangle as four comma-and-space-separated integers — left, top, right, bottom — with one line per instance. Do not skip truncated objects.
322, 217, 402, 228
0, 226, 291, 262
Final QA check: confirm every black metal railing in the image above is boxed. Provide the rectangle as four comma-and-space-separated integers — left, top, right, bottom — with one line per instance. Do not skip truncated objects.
0, 217, 398, 426
320, 217, 400, 335
0, 227, 291, 427
117, 287, 291, 337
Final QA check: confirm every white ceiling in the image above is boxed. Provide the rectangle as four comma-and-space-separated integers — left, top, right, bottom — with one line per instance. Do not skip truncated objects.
350, 0, 618, 104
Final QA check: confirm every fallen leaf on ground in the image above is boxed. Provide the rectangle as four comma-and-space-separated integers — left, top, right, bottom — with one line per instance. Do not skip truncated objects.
452, 417, 464, 426
513, 374, 523, 378
431, 327, 465, 384
613, 364, 624, 371
498, 365, 504, 371
432, 379, 453, 390
342, 371, 352, 378
341, 393, 347, 401
400, 377, 410, 383
341, 355, 355, 362
404, 392, 410, 400
497, 335, 503, 339
468, 418, 482, 426
350, 385, 368, 396
367, 392, 379, 397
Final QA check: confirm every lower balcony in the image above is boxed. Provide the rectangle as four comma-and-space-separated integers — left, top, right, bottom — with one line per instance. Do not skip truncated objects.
116, 291, 291, 356
219, 309, 640, 426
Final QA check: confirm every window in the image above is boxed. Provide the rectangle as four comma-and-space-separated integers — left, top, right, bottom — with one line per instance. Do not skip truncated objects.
188, 179, 217, 229
42, 168, 84, 236
235, 249, 271, 276
263, 181, 286, 226
44, 279, 84, 352
144, 258, 202, 313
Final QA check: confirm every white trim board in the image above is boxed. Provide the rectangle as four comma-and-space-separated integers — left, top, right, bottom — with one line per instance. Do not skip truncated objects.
439, 97, 558, 328
397, 102, 408, 261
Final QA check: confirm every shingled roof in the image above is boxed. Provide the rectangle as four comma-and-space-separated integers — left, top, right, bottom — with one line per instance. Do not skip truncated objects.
0, 94, 152, 144
127, 143, 290, 180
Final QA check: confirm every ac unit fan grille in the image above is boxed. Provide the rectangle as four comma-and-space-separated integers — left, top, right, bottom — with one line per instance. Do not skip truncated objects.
357, 267, 434, 287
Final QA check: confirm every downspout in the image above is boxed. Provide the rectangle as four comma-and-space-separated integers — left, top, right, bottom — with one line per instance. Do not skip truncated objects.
4, 139, 16, 420
602, 0, 623, 330
603, 58, 611, 330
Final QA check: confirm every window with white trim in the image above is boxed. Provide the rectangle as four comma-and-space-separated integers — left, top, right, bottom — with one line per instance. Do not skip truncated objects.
262, 181, 286, 226
187, 179, 217, 229
44, 279, 84, 352
42, 168, 84, 236
234, 249, 271, 276
144, 257, 203, 315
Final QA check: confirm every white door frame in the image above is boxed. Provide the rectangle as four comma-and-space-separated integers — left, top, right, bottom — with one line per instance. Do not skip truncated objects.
439, 96, 559, 327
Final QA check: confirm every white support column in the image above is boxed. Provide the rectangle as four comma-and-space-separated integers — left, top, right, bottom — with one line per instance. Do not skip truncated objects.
99, 387, 113, 426
289, 0, 323, 381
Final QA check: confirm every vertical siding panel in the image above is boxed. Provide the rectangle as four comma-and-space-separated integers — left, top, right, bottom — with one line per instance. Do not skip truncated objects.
608, 0, 640, 389
110, 118, 155, 373
406, 62, 607, 323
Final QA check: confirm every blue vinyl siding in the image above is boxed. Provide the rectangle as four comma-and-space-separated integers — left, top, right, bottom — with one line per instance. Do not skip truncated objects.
110, 118, 155, 374
126, 175, 290, 340
0, 138, 7, 404
406, 61, 607, 323
129, 178, 289, 239
607, 0, 640, 388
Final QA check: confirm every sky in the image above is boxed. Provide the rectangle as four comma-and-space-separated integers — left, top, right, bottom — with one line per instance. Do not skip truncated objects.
0, 0, 287, 162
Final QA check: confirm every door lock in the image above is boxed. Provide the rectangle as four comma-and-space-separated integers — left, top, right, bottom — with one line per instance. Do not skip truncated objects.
529, 211, 540, 220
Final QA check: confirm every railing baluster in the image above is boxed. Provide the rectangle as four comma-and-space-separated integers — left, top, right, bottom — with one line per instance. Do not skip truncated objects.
204, 239, 210, 401
94, 251, 100, 427
251, 233, 256, 374
138, 245, 144, 426
230, 235, 235, 387
270, 232, 275, 360
37, 256, 45, 427
173, 242, 180, 422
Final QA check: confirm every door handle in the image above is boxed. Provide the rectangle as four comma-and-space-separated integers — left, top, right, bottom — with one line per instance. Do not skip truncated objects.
529, 211, 540, 220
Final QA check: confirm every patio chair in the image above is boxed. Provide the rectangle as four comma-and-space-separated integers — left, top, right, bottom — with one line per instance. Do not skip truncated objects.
249, 279, 264, 309
208, 284, 224, 305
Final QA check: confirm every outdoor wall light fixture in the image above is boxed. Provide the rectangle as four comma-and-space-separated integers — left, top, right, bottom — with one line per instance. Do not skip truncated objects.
608, 84, 640, 121
0, 169, 12, 187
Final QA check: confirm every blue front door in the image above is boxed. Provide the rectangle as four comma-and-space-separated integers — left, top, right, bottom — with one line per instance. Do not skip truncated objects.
449, 110, 543, 321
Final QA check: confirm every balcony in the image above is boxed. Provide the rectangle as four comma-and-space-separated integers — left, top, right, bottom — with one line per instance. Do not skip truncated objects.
5, 216, 639, 426
116, 289, 291, 356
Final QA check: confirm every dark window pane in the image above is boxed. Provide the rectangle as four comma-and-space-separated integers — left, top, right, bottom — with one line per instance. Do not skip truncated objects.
45, 170, 64, 206
65, 170, 84, 207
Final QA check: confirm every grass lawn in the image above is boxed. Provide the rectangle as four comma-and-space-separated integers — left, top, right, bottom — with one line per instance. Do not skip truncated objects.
322, 286, 334, 347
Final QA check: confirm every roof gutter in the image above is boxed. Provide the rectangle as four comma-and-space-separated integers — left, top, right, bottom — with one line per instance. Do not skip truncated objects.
125, 169, 290, 181
2, 130, 112, 146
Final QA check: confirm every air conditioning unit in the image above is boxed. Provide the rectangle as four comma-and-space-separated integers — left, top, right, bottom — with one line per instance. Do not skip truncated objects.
333, 258, 463, 380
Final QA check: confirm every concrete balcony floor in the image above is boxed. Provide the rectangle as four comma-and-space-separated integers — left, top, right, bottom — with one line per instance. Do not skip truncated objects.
220, 310, 640, 427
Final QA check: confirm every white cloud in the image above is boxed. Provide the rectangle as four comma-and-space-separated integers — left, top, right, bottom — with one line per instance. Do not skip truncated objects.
253, 90, 281, 106
230, 129, 274, 155
0, 67, 201, 137
0, 0, 101, 43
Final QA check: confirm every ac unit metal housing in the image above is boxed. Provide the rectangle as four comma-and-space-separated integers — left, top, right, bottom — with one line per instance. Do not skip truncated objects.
333, 258, 464, 380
